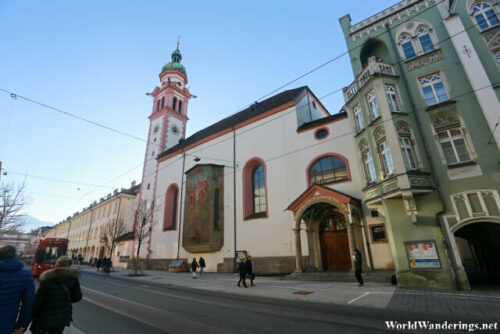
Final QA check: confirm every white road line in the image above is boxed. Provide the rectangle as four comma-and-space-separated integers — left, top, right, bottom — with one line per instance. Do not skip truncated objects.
347, 292, 370, 304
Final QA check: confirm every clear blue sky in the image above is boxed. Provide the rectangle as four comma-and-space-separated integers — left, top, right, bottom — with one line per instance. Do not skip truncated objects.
0, 0, 396, 225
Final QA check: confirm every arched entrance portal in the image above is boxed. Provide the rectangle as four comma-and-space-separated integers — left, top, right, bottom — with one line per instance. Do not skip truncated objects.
319, 211, 350, 270
454, 222, 500, 286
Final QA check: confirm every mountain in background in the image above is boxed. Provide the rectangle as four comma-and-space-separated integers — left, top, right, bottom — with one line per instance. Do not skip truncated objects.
20, 215, 54, 233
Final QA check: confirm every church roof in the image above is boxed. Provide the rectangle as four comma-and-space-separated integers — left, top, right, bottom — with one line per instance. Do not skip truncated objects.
158, 86, 308, 159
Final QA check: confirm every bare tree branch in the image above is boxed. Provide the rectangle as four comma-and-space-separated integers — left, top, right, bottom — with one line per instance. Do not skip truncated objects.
0, 181, 31, 231
131, 200, 158, 275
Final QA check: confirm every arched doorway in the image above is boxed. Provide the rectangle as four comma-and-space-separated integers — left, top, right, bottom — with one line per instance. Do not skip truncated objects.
319, 211, 351, 270
454, 222, 500, 286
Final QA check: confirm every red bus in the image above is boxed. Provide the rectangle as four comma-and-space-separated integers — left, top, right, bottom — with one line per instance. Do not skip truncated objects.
31, 238, 69, 277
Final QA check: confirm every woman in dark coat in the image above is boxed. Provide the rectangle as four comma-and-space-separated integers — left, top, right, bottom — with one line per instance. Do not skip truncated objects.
353, 249, 364, 287
30, 256, 82, 334
237, 258, 247, 288
245, 255, 255, 287
199, 257, 206, 276
191, 258, 199, 279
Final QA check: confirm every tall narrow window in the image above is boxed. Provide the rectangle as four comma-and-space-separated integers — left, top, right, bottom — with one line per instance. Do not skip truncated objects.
367, 90, 380, 120
161, 97, 165, 109
385, 85, 401, 112
163, 184, 179, 230
172, 97, 177, 110
437, 128, 472, 165
399, 34, 416, 59
253, 166, 266, 214
472, 2, 499, 31
379, 141, 395, 175
157, 100, 161, 111
399, 137, 417, 170
419, 73, 448, 105
178, 100, 183, 114
416, 27, 435, 53
243, 158, 268, 220
363, 151, 377, 183
353, 105, 365, 132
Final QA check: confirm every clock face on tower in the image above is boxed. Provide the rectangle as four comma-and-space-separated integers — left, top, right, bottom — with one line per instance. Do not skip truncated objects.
153, 125, 159, 134
170, 124, 180, 135
171, 124, 180, 135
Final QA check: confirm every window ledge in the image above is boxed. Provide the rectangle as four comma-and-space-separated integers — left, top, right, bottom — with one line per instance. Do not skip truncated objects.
479, 24, 500, 35
163, 226, 177, 231
244, 212, 267, 221
368, 115, 382, 126
425, 100, 456, 111
354, 128, 367, 138
447, 160, 476, 169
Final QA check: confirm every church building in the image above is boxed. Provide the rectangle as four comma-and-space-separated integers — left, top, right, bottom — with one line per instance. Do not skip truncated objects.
134, 45, 394, 275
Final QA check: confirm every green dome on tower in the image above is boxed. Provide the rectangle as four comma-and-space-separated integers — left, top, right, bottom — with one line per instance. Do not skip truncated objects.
161, 46, 186, 75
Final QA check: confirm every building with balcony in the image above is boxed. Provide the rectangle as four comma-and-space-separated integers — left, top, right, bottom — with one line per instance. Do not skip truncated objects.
340, 0, 500, 289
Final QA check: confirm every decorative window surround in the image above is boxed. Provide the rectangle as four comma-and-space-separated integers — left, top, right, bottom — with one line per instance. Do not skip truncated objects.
385, 85, 402, 112
418, 73, 449, 105
367, 90, 380, 120
472, 2, 500, 31
353, 104, 365, 132
451, 190, 500, 224
405, 49, 444, 72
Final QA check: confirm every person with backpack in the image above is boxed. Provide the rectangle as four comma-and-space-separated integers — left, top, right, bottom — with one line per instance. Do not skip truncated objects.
30, 256, 82, 334
0, 245, 35, 334
198, 257, 206, 276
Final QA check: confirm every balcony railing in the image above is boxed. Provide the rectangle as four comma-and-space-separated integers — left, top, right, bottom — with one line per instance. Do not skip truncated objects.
343, 56, 396, 102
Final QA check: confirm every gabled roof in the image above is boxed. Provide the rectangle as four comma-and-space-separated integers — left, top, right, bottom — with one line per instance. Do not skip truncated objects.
286, 184, 361, 213
297, 111, 348, 132
158, 86, 308, 160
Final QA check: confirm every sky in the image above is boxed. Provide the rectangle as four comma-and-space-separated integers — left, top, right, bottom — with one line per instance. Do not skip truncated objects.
0, 0, 397, 225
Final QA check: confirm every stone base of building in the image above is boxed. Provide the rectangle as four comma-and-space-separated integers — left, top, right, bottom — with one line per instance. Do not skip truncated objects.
396, 269, 457, 289
127, 258, 183, 271
216, 256, 310, 274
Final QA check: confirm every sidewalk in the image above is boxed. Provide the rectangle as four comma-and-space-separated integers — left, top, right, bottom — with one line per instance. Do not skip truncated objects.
78, 265, 397, 308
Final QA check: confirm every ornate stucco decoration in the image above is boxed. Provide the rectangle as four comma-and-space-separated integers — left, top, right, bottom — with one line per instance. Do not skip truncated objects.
396, 121, 411, 135
350, 0, 438, 41
373, 127, 386, 142
432, 111, 460, 130
358, 139, 369, 152
405, 49, 444, 71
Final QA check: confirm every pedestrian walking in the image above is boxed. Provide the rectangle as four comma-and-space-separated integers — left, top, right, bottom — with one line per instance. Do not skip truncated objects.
96, 258, 102, 272
77, 254, 83, 266
30, 256, 82, 334
0, 245, 35, 334
237, 258, 247, 288
199, 257, 206, 276
93, 257, 97, 267
353, 249, 364, 287
245, 255, 255, 287
102, 257, 111, 277
191, 258, 199, 279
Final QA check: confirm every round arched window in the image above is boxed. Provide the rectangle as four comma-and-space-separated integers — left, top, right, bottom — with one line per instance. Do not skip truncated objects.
309, 156, 348, 185
315, 129, 329, 140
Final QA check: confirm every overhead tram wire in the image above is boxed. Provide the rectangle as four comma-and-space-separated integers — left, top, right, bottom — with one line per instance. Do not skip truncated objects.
0, 0, 448, 149
6, 171, 119, 189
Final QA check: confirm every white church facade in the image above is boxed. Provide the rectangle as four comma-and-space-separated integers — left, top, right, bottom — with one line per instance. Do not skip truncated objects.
133, 46, 394, 274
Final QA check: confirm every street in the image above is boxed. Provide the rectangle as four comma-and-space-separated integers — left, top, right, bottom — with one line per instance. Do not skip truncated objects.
68, 271, 499, 333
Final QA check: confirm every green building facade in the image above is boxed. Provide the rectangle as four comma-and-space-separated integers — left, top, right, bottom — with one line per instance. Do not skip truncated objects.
339, 0, 500, 290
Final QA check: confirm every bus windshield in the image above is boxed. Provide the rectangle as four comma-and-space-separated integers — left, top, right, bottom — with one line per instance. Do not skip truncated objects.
36, 246, 67, 264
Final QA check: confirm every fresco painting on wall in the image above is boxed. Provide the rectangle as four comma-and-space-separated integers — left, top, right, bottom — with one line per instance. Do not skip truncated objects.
182, 164, 224, 253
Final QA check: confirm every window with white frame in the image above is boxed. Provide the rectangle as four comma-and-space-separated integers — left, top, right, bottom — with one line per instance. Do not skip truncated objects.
385, 85, 401, 112
399, 137, 417, 170
353, 104, 365, 131
362, 150, 377, 183
419, 73, 449, 105
436, 127, 472, 165
367, 90, 380, 120
472, 2, 499, 31
399, 34, 416, 59
495, 50, 500, 66
379, 141, 395, 175
416, 27, 435, 53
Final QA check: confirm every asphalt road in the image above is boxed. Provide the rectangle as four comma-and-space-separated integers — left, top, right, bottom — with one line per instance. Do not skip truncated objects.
72, 271, 493, 334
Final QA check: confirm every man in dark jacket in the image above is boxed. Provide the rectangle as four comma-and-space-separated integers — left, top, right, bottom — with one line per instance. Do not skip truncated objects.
245, 255, 255, 287
199, 257, 206, 276
0, 244, 35, 334
237, 258, 247, 288
30, 256, 82, 334
353, 249, 364, 287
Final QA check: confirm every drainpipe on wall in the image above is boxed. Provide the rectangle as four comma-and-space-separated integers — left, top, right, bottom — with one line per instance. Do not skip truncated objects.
385, 24, 462, 289
176, 140, 187, 260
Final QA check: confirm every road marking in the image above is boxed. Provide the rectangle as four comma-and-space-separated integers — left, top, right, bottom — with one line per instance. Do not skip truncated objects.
347, 292, 370, 304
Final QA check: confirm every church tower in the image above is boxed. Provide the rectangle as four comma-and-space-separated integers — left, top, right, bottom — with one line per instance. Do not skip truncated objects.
136, 45, 191, 252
